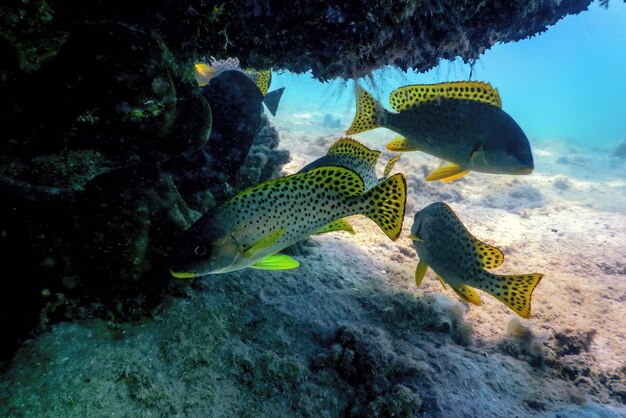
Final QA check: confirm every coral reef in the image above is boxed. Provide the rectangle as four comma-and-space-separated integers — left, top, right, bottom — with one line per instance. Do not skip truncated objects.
1, 1, 593, 80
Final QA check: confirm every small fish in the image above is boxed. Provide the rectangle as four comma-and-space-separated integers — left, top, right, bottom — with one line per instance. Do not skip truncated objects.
298, 137, 399, 190
409, 202, 542, 318
195, 61, 284, 115
298, 137, 400, 234
170, 166, 406, 277
347, 82, 535, 182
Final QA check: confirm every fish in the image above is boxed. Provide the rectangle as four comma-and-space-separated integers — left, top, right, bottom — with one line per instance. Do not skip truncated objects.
409, 202, 542, 318
298, 137, 399, 190
195, 61, 284, 115
169, 165, 407, 277
297, 137, 400, 235
347, 82, 535, 182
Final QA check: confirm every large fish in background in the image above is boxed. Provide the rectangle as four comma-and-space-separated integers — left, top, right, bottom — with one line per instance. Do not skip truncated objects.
347, 81, 535, 182
195, 60, 284, 116
409, 202, 542, 318
170, 166, 406, 277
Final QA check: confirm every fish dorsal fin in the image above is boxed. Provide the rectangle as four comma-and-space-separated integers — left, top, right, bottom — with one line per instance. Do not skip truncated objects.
233, 165, 365, 203
383, 154, 400, 178
327, 137, 381, 168
389, 82, 502, 112
415, 260, 428, 287
305, 166, 365, 198
251, 254, 300, 270
472, 239, 504, 269
254, 69, 272, 95
242, 228, 286, 258
449, 284, 482, 306
314, 218, 356, 235
425, 162, 469, 182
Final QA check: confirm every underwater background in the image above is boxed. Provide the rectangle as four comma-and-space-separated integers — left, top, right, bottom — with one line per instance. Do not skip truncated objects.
1, 1, 625, 417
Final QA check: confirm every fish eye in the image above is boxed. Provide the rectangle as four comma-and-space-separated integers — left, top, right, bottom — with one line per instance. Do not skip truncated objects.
194, 246, 207, 256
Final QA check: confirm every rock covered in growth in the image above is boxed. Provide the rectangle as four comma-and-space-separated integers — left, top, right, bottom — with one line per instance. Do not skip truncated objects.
2, 0, 593, 80
2, 22, 211, 161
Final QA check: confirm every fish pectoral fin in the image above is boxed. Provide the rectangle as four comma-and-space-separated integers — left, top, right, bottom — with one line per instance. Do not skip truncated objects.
386, 137, 419, 152
435, 274, 448, 290
263, 87, 285, 116
242, 228, 286, 258
383, 154, 400, 178
484, 273, 543, 319
473, 238, 505, 269
360, 173, 406, 241
425, 162, 469, 182
415, 260, 429, 287
313, 218, 356, 235
449, 284, 483, 306
251, 254, 300, 270
407, 233, 422, 242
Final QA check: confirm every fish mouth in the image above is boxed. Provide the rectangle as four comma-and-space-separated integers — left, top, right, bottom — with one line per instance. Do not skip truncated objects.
513, 167, 534, 175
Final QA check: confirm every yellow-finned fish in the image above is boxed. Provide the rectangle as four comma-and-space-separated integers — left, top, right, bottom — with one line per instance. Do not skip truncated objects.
195, 62, 284, 116
298, 137, 400, 235
298, 137, 399, 190
170, 166, 406, 277
409, 202, 542, 318
347, 82, 535, 182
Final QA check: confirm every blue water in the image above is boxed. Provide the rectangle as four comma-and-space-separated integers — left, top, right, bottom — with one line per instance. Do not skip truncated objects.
272, 1, 626, 151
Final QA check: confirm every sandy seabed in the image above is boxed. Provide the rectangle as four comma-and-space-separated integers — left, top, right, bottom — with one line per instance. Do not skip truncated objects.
1, 111, 625, 417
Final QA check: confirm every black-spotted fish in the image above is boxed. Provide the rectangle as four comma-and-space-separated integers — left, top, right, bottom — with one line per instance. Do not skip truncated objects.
297, 137, 400, 235
170, 166, 406, 277
409, 202, 542, 318
347, 82, 535, 182
195, 62, 284, 116
298, 137, 399, 190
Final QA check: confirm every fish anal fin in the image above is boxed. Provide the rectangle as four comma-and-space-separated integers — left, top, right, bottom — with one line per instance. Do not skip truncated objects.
435, 274, 448, 290
383, 154, 400, 178
449, 284, 482, 306
415, 260, 428, 287
251, 254, 300, 270
426, 162, 469, 182
314, 218, 356, 235
359, 173, 407, 241
482, 273, 543, 318
473, 239, 504, 269
347, 86, 385, 135
386, 136, 419, 152
389, 81, 502, 112
327, 137, 380, 168
242, 228, 286, 258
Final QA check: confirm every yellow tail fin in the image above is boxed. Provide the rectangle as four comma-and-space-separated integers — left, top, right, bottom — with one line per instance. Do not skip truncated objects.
483, 273, 543, 318
347, 86, 385, 135
359, 173, 406, 241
